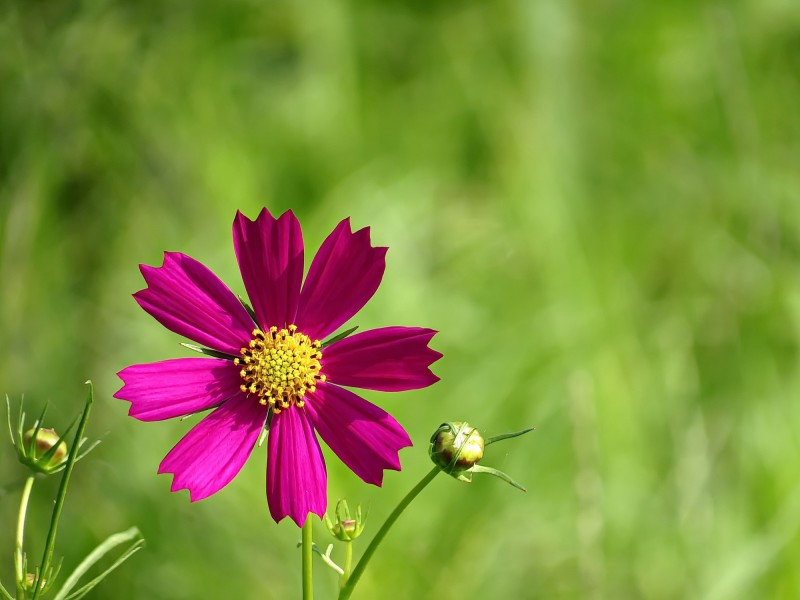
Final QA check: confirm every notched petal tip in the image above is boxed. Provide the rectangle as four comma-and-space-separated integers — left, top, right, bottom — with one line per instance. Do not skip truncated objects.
130, 251, 255, 354
155, 465, 212, 502
234, 207, 271, 226
297, 219, 388, 340
155, 397, 266, 503
115, 358, 242, 422
323, 326, 443, 392
235, 207, 299, 228
233, 207, 304, 330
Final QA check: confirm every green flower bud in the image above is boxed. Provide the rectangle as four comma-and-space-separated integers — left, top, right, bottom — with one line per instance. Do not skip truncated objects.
430, 421, 534, 491
324, 499, 366, 542
22, 427, 68, 470
8, 394, 100, 476
24, 573, 47, 592
429, 421, 485, 481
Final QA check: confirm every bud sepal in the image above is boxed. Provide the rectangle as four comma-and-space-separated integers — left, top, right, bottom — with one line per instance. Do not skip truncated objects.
23, 428, 68, 470
429, 421, 534, 491
6, 396, 100, 476
324, 500, 366, 542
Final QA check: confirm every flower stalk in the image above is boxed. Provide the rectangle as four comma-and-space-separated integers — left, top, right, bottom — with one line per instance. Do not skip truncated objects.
302, 519, 314, 600
340, 542, 353, 590
337, 422, 534, 599
14, 476, 35, 600
338, 467, 440, 600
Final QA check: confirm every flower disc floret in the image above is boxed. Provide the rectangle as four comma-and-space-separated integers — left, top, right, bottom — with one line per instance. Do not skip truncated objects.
235, 325, 325, 413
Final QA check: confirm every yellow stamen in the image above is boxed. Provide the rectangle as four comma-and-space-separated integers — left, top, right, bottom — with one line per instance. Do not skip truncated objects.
234, 325, 325, 414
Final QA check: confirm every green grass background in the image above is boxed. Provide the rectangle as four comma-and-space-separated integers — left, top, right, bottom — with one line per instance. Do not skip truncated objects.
2, 0, 800, 598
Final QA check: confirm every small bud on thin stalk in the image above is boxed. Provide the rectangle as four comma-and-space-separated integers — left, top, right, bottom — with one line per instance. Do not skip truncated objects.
325, 500, 366, 542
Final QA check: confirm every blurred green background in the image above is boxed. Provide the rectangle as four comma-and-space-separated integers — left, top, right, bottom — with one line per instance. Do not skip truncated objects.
2, 0, 800, 598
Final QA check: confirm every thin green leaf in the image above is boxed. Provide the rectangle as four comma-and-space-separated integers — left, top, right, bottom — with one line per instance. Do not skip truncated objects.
180, 342, 237, 360
312, 543, 344, 576
44, 438, 103, 476
25, 402, 48, 456
469, 465, 527, 492
298, 542, 345, 576
73, 439, 102, 462
45, 559, 64, 596
5, 395, 14, 445
26, 401, 51, 460
485, 426, 535, 446
38, 419, 79, 466
0, 577, 13, 600
33, 401, 49, 432
238, 295, 260, 327
266, 405, 274, 426
53, 527, 144, 600
15, 399, 26, 463
322, 326, 359, 348
16, 398, 25, 450
63, 541, 144, 600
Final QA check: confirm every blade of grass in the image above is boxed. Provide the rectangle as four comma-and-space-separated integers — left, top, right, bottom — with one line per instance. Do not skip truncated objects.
53, 527, 144, 600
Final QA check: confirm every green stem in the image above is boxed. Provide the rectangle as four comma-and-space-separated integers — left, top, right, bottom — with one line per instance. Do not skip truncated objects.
338, 467, 439, 600
339, 542, 353, 590
31, 382, 94, 600
14, 476, 35, 600
302, 518, 313, 600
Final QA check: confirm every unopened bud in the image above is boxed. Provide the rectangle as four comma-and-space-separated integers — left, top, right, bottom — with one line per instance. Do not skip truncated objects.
334, 519, 357, 537
9, 387, 98, 476
24, 573, 46, 591
23, 427, 68, 469
429, 421, 484, 477
430, 421, 533, 491
324, 500, 366, 542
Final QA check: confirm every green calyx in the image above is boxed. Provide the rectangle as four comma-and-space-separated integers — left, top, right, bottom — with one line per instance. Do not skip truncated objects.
429, 421, 485, 480
23, 428, 68, 470
324, 500, 366, 542
7, 395, 101, 476
429, 421, 534, 491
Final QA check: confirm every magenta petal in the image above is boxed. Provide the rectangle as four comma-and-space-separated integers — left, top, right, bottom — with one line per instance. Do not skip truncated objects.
158, 394, 266, 501
304, 382, 412, 486
324, 327, 442, 392
267, 407, 327, 526
233, 209, 304, 330
134, 252, 255, 355
296, 218, 387, 341
115, 358, 242, 422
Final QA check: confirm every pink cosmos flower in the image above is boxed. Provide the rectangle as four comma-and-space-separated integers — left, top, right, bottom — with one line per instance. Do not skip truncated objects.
114, 209, 441, 526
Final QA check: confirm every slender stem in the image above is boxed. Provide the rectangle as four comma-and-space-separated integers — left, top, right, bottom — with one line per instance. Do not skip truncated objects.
338, 467, 439, 600
14, 476, 35, 599
31, 383, 94, 600
339, 542, 353, 590
302, 518, 313, 600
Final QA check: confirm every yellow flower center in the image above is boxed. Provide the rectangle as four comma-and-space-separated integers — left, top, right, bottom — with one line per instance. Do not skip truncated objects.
235, 325, 325, 414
